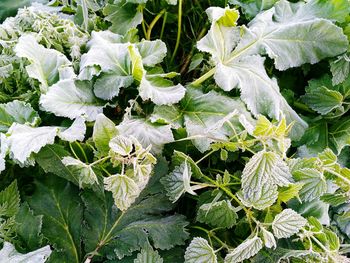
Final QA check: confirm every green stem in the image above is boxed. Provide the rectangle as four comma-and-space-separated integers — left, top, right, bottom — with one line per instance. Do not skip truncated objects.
170, 0, 183, 63
159, 11, 168, 40
190, 68, 216, 86
146, 9, 166, 40
69, 143, 80, 160
90, 156, 110, 167
75, 141, 89, 163
196, 149, 217, 164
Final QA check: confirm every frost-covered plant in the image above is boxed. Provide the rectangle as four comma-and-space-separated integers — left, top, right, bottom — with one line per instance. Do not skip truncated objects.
0, 0, 349, 262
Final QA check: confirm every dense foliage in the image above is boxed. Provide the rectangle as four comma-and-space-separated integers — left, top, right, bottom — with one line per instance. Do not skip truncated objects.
0, 0, 350, 262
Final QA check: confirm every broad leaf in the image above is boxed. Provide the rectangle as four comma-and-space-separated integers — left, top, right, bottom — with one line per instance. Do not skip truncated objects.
117, 117, 174, 154
28, 176, 83, 263
260, 227, 276, 249
181, 88, 254, 152
62, 157, 98, 188
241, 150, 292, 196
40, 80, 105, 121
93, 113, 118, 155
136, 39, 167, 67
330, 54, 350, 85
329, 119, 350, 154
7, 124, 58, 164
150, 105, 183, 129
57, 117, 86, 143
134, 244, 163, 263
293, 168, 327, 202
161, 162, 196, 203
272, 209, 307, 238
184, 237, 217, 263
238, 183, 278, 210
196, 200, 237, 229
302, 86, 343, 115
224, 236, 263, 263
0, 100, 40, 133
0, 242, 51, 263
14, 34, 72, 91
15, 202, 43, 251
103, 1, 143, 35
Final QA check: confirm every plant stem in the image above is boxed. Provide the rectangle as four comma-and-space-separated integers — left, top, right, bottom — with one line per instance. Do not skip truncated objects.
170, 0, 183, 63
146, 9, 166, 40
160, 11, 168, 39
196, 149, 217, 164
190, 68, 216, 86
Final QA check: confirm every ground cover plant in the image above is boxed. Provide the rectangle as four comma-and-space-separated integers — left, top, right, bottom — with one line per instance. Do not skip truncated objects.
0, 0, 350, 262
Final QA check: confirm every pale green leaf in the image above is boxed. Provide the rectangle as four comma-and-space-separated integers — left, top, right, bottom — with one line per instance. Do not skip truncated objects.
109, 135, 133, 156
136, 39, 167, 67
134, 244, 163, 263
40, 79, 105, 121
278, 183, 303, 203
14, 34, 72, 91
139, 75, 186, 105
196, 200, 237, 229
229, 0, 277, 19
329, 119, 350, 154
161, 162, 196, 203
293, 168, 327, 202
234, 0, 348, 70
0, 242, 51, 263
330, 54, 350, 85
206, 6, 239, 27
272, 209, 307, 239
7, 124, 58, 164
241, 150, 292, 196
117, 117, 174, 154
104, 173, 148, 211
224, 236, 263, 263
57, 117, 86, 142
184, 237, 217, 263
0, 100, 40, 133
182, 88, 254, 152
94, 73, 133, 100
62, 157, 98, 188
214, 55, 307, 140
238, 183, 278, 210
260, 227, 276, 249
150, 105, 183, 129
103, 1, 143, 35
93, 113, 118, 155
302, 86, 343, 115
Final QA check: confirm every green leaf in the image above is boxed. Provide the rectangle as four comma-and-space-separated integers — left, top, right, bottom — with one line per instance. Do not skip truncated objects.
196, 200, 237, 229
253, 247, 315, 263
136, 39, 167, 67
150, 105, 183, 129
238, 183, 278, 210
134, 244, 163, 263
293, 168, 327, 202
0, 181, 19, 218
278, 183, 303, 203
7, 124, 58, 164
94, 73, 133, 100
0, 100, 40, 133
103, 1, 143, 35
93, 113, 118, 156
14, 34, 72, 92
28, 176, 83, 263
329, 118, 350, 154
104, 174, 143, 211
40, 80, 106, 122
224, 236, 263, 263
241, 151, 292, 196
34, 144, 80, 186
82, 190, 189, 260
260, 227, 276, 249
301, 86, 343, 115
171, 151, 204, 179
181, 87, 254, 152
15, 202, 43, 251
62, 157, 98, 188
330, 54, 350, 85
161, 162, 196, 203
117, 117, 174, 154
184, 237, 217, 263
0, 242, 51, 263
272, 209, 307, 239
229, 0, 277, 19
321, 192, 349, 206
